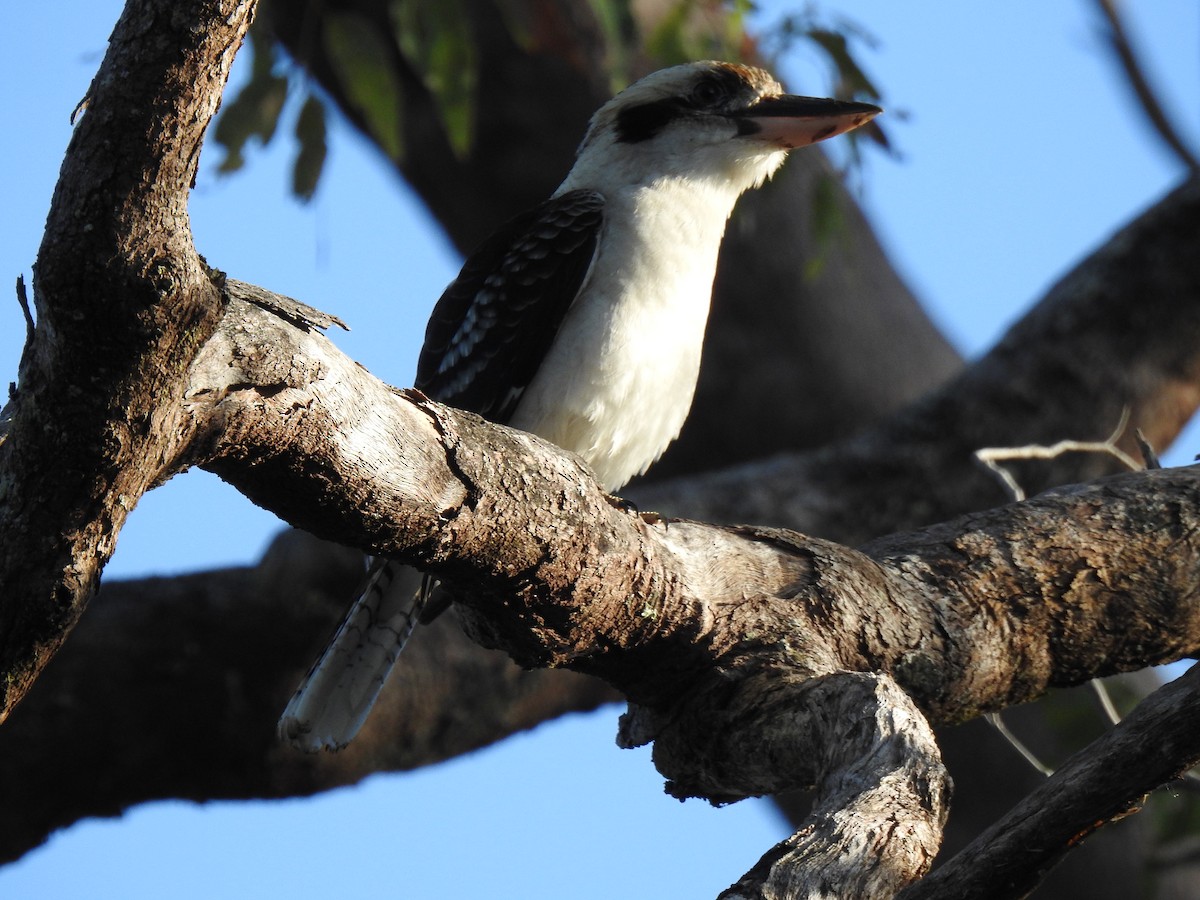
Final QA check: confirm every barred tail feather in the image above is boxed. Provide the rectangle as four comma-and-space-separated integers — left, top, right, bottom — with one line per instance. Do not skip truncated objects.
278, 561, 429, 751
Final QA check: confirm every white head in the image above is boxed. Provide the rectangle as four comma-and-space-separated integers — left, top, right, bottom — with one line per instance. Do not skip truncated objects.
560, 60, 880, 197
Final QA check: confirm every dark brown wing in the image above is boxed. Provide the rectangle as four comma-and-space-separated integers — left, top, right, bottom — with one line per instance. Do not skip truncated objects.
415, 190, 604, 423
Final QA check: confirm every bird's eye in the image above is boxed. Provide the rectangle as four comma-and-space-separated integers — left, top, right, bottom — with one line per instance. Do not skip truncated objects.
690, 77, 726, 109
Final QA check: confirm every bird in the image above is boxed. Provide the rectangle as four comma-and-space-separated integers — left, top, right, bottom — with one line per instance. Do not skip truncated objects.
278, 60, 880, 751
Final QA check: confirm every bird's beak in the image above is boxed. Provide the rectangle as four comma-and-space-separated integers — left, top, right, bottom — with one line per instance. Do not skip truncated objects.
736, 95, 881, 149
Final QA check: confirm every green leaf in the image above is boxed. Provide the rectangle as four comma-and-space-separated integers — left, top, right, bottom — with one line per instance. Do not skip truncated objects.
213, 30, 289, 173
585, 0, 637, 93
646, 0, 749, 68
807, 27, 882, 102
323, 10, 406, 161
292, 95, 328, 202
390, 0, 477, 158
763, 13, 894, 157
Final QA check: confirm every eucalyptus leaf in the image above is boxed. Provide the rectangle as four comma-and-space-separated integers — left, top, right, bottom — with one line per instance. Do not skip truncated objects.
292, 94, 328, 202
807, 28, 882, 101
324, 10, 406, 161
213, 31, 288, 173
391, 0, 477, 158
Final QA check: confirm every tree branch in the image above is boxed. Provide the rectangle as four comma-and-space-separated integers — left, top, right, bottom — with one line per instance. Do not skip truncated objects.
1091, 0, 1200, 174
720, 674, 948, 899
181, 291, 1200, 895
0, 0, 255, 722
904, 664, 1200, 900
177, 293, 1200, 714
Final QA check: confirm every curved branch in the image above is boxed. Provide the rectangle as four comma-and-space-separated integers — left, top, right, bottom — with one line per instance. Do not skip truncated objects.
181, 293, 1200, 715
719, 674, 948, 899
1091, 0, 1200, 174
198, 291, 1200, 721
182, 291, 1200, 895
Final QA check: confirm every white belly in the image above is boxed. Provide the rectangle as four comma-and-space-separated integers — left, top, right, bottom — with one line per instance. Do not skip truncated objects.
508, 182, 731, 491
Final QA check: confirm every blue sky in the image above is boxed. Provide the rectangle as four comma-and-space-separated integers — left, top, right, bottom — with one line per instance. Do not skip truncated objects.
1, 3, 1197, 898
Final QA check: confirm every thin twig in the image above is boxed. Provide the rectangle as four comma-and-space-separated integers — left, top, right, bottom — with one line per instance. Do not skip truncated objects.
1134, 428, 1162, 470
976, 408, 1141, 502
2, 277, 36, 444
1092, 0, 1200, 174
986, 712, 1054, 777
1090, 679, 1122, 726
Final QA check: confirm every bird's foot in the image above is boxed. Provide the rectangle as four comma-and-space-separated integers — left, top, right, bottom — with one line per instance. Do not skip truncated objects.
604, 493, 639, 515
604, 493, 668, 528
638, 509, 669, 528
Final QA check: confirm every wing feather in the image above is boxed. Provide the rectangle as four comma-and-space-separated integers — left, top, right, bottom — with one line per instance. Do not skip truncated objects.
416, 190, 604, 422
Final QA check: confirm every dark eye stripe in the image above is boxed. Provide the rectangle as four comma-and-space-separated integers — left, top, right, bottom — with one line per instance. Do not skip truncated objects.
614, 66, 751, 144
615, 99, 686, 144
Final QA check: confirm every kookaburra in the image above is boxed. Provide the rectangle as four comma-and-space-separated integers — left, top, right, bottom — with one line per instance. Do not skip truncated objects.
279, 60, 880, 751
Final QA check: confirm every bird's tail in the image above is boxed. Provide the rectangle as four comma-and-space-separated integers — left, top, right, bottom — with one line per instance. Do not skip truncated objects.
277, 560, 429, 751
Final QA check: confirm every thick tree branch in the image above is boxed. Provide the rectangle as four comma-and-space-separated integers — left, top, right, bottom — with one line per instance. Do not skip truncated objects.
0, 0, 255, 722
178, 294, 1200, 714
30, 281, 1149, 894
179, 292, 1200, 895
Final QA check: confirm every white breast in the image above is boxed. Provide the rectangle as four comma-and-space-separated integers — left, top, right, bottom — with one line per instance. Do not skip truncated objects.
508, 177, 740, 491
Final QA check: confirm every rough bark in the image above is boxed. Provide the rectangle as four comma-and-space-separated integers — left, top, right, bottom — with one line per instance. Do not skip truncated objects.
4, 0, 1200, 896
179, 301, 1200, 726
0, 0, 253, 724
